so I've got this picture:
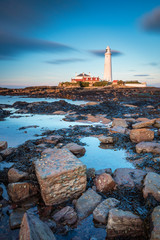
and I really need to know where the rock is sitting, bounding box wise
[87,114,111,124]
[53,110,66,115]
[95,168,112,175]
[52,206,77,225]
[93,198,120,224]
[0,155,3,161]
[0,148,14,158]
[158,129,160,136]
[65,142,86,156]
[0,186,3,198]
[75,189,102,219]
[143,172,160,201]
[154,120,160,129]
[9,208,25,229]
[98,136,114,144]
[34,148,86,205]
[113,168,146,189]
[136,142,160,154]
[87,168,95,179]
[8,168,28,183]
[112,119,128,128]
[8,182,38,202]
[151,206,160,240]
[19,212,56,240]
[132,119,155,129]
[0,141,7,151]
[44,135,63,144]
[95,173,116,192]
[107,208,144,238]
[130,128,154,143]
[110,126,129,135]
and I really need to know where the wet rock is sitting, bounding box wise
[154,120,160,129]
[87,168,95,179]
[112,118,128,128]
[95,173,116,192]
[9,208,25,229]
[0,148,14,158]
[0,186,3,198]
[110,126,129,135]
[98,136,114,144]
[87,114,111,124]
[95,168,112,175]
[136,142,160,154]
[143,172,160,201]
[107,208,144,238]
[113,168,146,189]
[53,110,66,115]
[19,212,56,240]
[151,206,160,240]
[130,128,154,143]
[34,148,86,205]
[65,142,86,156]
[8,182,38,202]
[0,155,3,161]
[158,129,160,136]
[8,168,28,183]
[93,198,120,224]
[44,219,57,232]
[75,188,102,219]
[0,141,7,151]
[132,119,155,129]
[52,206,77,225]
[44,134,63,144]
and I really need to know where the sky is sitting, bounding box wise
[0,0,160,87]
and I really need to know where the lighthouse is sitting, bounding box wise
[104,46,112,82]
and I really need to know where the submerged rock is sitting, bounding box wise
[19,212,56,240]
[65,142,86,156]
[130,128,154,143]
[136,142,160,154]
[52,206,77,225]
[8,168,28,183]
[107,208,144,238]
[93,198,120,224]
[75,189,102,219]
[34,148,86,205]
[98,136,114,144]
[151,206,160,240]
[95,173,116,192]
[143,172,160,202]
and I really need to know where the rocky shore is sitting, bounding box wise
[0,87,160,240]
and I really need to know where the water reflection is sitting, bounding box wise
[80,137,134,171]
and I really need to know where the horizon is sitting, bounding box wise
[0,0,160,87]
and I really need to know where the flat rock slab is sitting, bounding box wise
[98,136,114,144]
[112,119,128,128]
[151,206,160,240]
[143,172,160,202]
[9,208,25,229]
[35,148,86,205]
[0,141,7,151]
[130,128,154,143]
[132,119,155,129]
[136,142,160,154]
[19,212,56,240]
[107,208,144,238]
[8,182,38,202]
[52,206,77,225]
[93,198,120,224]
[75,189,102,220]
[8,168,28,183]
[65,143,86,156]
[113,168,146,189]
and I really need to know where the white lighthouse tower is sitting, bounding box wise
[104,46,112,82]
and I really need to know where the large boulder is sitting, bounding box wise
[112,119,128,128]
[130,128,154,143]
[52,206,77,225]
[8,168,28,183]
[34,148,86,205]
[95,173,116,192]
[136,142,160,154]
[93,198,120,224]
[113,168,146,189]
[65,143,86,156]
[151,206,160,240]
[107,208,144,238]
[0,141,7,151]
[8,182,38,202]
[132,119,155,129]
[19,212,56,240]
[98,136,114,144]
[143,172,160,202]
[75,189,102,219]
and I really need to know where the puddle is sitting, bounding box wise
[80,137,134,171]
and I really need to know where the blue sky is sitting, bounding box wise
[0,0,160,87]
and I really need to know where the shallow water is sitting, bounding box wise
[80,137,134,171]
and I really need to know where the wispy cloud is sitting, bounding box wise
[89,49,123,57]
[148,62,158,66]
[134,74,150,77]
[0,32,75,60]
[140,7,160,32]
[46,58,86,65]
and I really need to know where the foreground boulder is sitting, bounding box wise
[143,172,160,201]
[8,168,28,183]
[151,206,160,240]
[130,128,154,143]
[93,198,120,224]
[136,142,160,154]
[19,212,56,240]
[113,168,146,189]
[65,142,86,156]
[0,141,7,151]
[98,136,114,144]
[107,208,144,238]
[132,119,155,129]
[95,173,116,192]
[8,182,38,202]
[34,148,86,205]
[52,206,77,225]
[75,189,102,219]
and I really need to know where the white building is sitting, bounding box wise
[104,46,112,82]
